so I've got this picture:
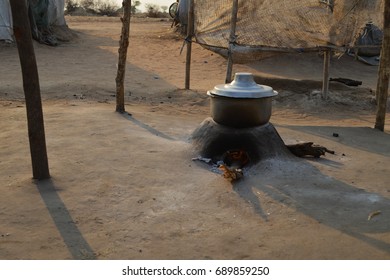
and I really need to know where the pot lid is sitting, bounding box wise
[208,73,277,98]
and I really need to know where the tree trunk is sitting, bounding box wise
[115,0,132,113]
[10,0,50,180]
[375,0,390,131]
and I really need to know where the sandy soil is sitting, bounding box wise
[1,16,390,260]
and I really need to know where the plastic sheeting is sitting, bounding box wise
[0,0,12,41]
[48,0,65,26]
[0,0,65,41]
[178,0,188,26]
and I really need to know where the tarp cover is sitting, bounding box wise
[193,0,384,52]
[0,0,66,42]
[0,0,12,41]
[48,0,65,26]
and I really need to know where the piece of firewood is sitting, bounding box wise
[286,142,335,158]
[218,164,243,182]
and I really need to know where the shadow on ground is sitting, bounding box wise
[36,179,96,259]
[232,152,390,255]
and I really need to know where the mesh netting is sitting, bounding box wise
[194,0,384,52]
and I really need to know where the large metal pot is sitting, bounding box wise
[207,73,278,128]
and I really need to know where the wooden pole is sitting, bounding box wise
[115,0,132,113]
[10,0,50,180]
[225,0,239,83]
[185,0,194,90]
[321,49,331,100]
[375,0,390,131]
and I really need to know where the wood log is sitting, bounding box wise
[286,142,335,158]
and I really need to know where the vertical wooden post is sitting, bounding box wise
[225,0,239,83]
[116,0,132,113]
[322,49,331,100]
[375,0,390,131]
[185,0,194,90]
[10,0,50,180]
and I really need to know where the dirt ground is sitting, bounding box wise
[1,16,390,260]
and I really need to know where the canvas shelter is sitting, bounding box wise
[176,0,384,61]
[0,0,66,44]
[178,0,386,97]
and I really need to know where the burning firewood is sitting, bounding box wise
[217,149,249,182]
[218,164,243,182]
